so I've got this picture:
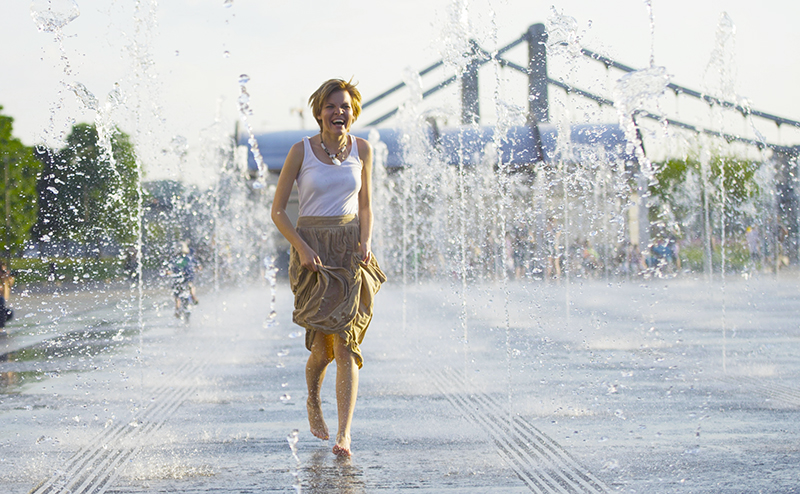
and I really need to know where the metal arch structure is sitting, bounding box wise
[362,23,800,155]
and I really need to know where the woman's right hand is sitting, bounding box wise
[298,245,321,272]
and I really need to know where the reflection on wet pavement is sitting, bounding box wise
[2,278,800,493]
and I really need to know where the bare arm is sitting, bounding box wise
[1,272,11,301]
[356,137,374,263]
[271,142,321,271]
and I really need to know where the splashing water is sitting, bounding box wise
[31,0,82,146]
[487,28,516,420]
[60,80,131,298]
[286,429,302,492]
[643,0,656,67]
[30,0,80,34]
[66,81,98,111]
[263,256,278,327]
[704,12,749,144]
[439,0,472,74]
[546,7,581,59]
[237,74,267,188]
[169,135,189,157]
[701,12,740,374]
[706,12,736,83]
[613,66,670,184]
[287,428,300,461]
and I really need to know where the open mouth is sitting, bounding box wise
[332,118,345,127]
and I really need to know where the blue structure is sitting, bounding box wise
[240,123,634,174]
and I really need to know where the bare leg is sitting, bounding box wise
[306,332,334,440]
[332,335,359,456]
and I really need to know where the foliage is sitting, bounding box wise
[0,106,42,257]
[649,156,764,239]
[678,240,752,273]
[32,123,138,256]
[142,179,188,268]
[140,179,218,273]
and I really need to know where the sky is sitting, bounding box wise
[1,0,799,186]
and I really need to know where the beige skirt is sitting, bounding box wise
[289,215,386,368]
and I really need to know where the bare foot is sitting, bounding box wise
[332,434,351,457]
[332,444,351,457]
[307,398,329,440]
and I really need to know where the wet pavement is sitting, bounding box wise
[2,273,800,493]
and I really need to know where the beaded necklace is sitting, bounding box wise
[319,135,348,166]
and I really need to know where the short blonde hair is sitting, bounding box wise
[308,78,362,131]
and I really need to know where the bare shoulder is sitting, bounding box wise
[354,136,372,157]
[279,140,306,179]
[288,140,305,158]
[286,140,305,164]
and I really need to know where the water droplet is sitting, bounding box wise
[170,135,188,155]
[30,0,80,33]
[602,459,619,470]
[286,429,300,463]
[66,82,98,110]
[279,393,291,403]
[546,7,580,57]
[107,83,123,107]
[223,50,230,58]
[238,74,250,85]
[223,0,234,7]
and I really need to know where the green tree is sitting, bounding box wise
[650,156,763,238]
[0,106,41,257]
[32,123,138,256]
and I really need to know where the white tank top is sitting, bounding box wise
[296,135,362,217]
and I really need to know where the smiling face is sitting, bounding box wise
[317,90,354,136]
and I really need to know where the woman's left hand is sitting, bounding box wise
[358,241,372,264]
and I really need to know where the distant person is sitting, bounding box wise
[0,260,15,332]
[124,247,138,280]
[648,237,676,273]
[271,78,386,457]
[580,239,602,276]
[745,226,761,267]
[171,242,199,314]
[668,234,681,271]
[545,217,562,280]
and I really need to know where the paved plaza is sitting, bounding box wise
[2,273,800,493]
